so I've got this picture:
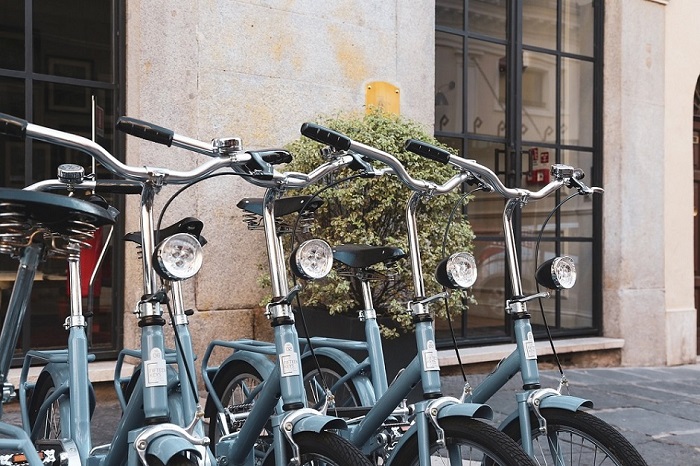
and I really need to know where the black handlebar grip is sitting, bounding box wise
[116,116,174,147]
[0,113,28,139]
[94,180,144,195]
[404,139,451,164]
[300,123,352,151]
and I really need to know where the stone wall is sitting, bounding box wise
[122,0,435,352]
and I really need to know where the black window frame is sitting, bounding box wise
[434,0,604,346]
[0,0,127,361]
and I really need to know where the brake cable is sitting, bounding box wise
[532,190,580,383]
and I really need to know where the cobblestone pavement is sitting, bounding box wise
[3,364,700,463]
[442,363,700,464]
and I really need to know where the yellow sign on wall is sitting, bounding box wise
[365,81,400,115]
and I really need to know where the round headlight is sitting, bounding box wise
[153,233,203,280]
[535,256,576,289]
[290,239,333,280]
[435,252,477,289]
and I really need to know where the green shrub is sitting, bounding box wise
[281,108,475,337]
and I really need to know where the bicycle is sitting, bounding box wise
[114,116,374,466]
[305,124,647,466]
[395,137,649,465]
[0,112,372,466]
[200,122,538,466]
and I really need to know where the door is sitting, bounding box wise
[694,119,700,353]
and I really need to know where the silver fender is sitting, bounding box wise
[291,411,348,435]
[302,347,376,405]
[497,393,593,432]
[142,432,202,465]
[437,401,493,421]
[387,401,492,465]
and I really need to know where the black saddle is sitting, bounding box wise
[124,217,207,246]
[332,244,406,269]
[0,188,117,234]
[237,195,324,217]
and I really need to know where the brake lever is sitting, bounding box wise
[570,177,604,196]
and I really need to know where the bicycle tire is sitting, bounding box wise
[262,430,372,466]
[301,355,361,409]
[27,374,64,441]
[501,407,648,466]
[206,360,267,455]
[147,455,198,466]
[390,416,537,466]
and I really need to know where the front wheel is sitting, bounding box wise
[262,431,372,466]
[301,355,361,409]
[147,455,198,466]
[501,408,648,466]
[390,417,537,466]
[27,374,65,440]
[206,360,267,456]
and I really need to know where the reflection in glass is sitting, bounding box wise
[436,31,464,133]
[563,0,594,57]
[523,0,557,50]
[521,51,556,144]
[559,150,595,238]
[436,0,464,30]
[0,1,24,71]
[33,0,112,81]
[435,136,464,156]
[524,241,593,330]
[562,58,593,147]
[468,39,506,137]
[468,0,506,40]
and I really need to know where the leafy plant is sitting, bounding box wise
[281,109,475,337]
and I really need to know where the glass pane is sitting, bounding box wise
[465,140,507,236]
[437,0,464,30]
[523,241,593,330]
[33,0,112,81]
[468,0,506,40]
[521,51,556,144]
[560,150,595,237]
[1,77,26,188]
[468,39,506,137]
[563,0,594,56]
[523,0,557,50]
[561,58,593,147]
[32,82,115,183]
[0,1,24,70]
[520,146,557,238]
[469,239,507,336]
[435,136,464,156]
[436,31,464,133]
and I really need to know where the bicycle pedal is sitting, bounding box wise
[0,448,58,466]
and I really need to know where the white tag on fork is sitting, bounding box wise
[524,331,537,359]
[422,340,440,371]
[144,348,168,387]
[279,342,300,377]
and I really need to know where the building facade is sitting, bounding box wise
[0,0,697,369]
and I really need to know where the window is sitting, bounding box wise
[0,0,125,359]
[435,0,602,345]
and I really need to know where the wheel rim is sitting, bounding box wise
[40,387,61,439]
[304,368,359,409]
[424,437,514,466]
[532,425,624,466]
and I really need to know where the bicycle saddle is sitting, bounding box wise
[332,244,406,269]
[237,195,324,217]
[124,217,207,246]
[0,188,118,234]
